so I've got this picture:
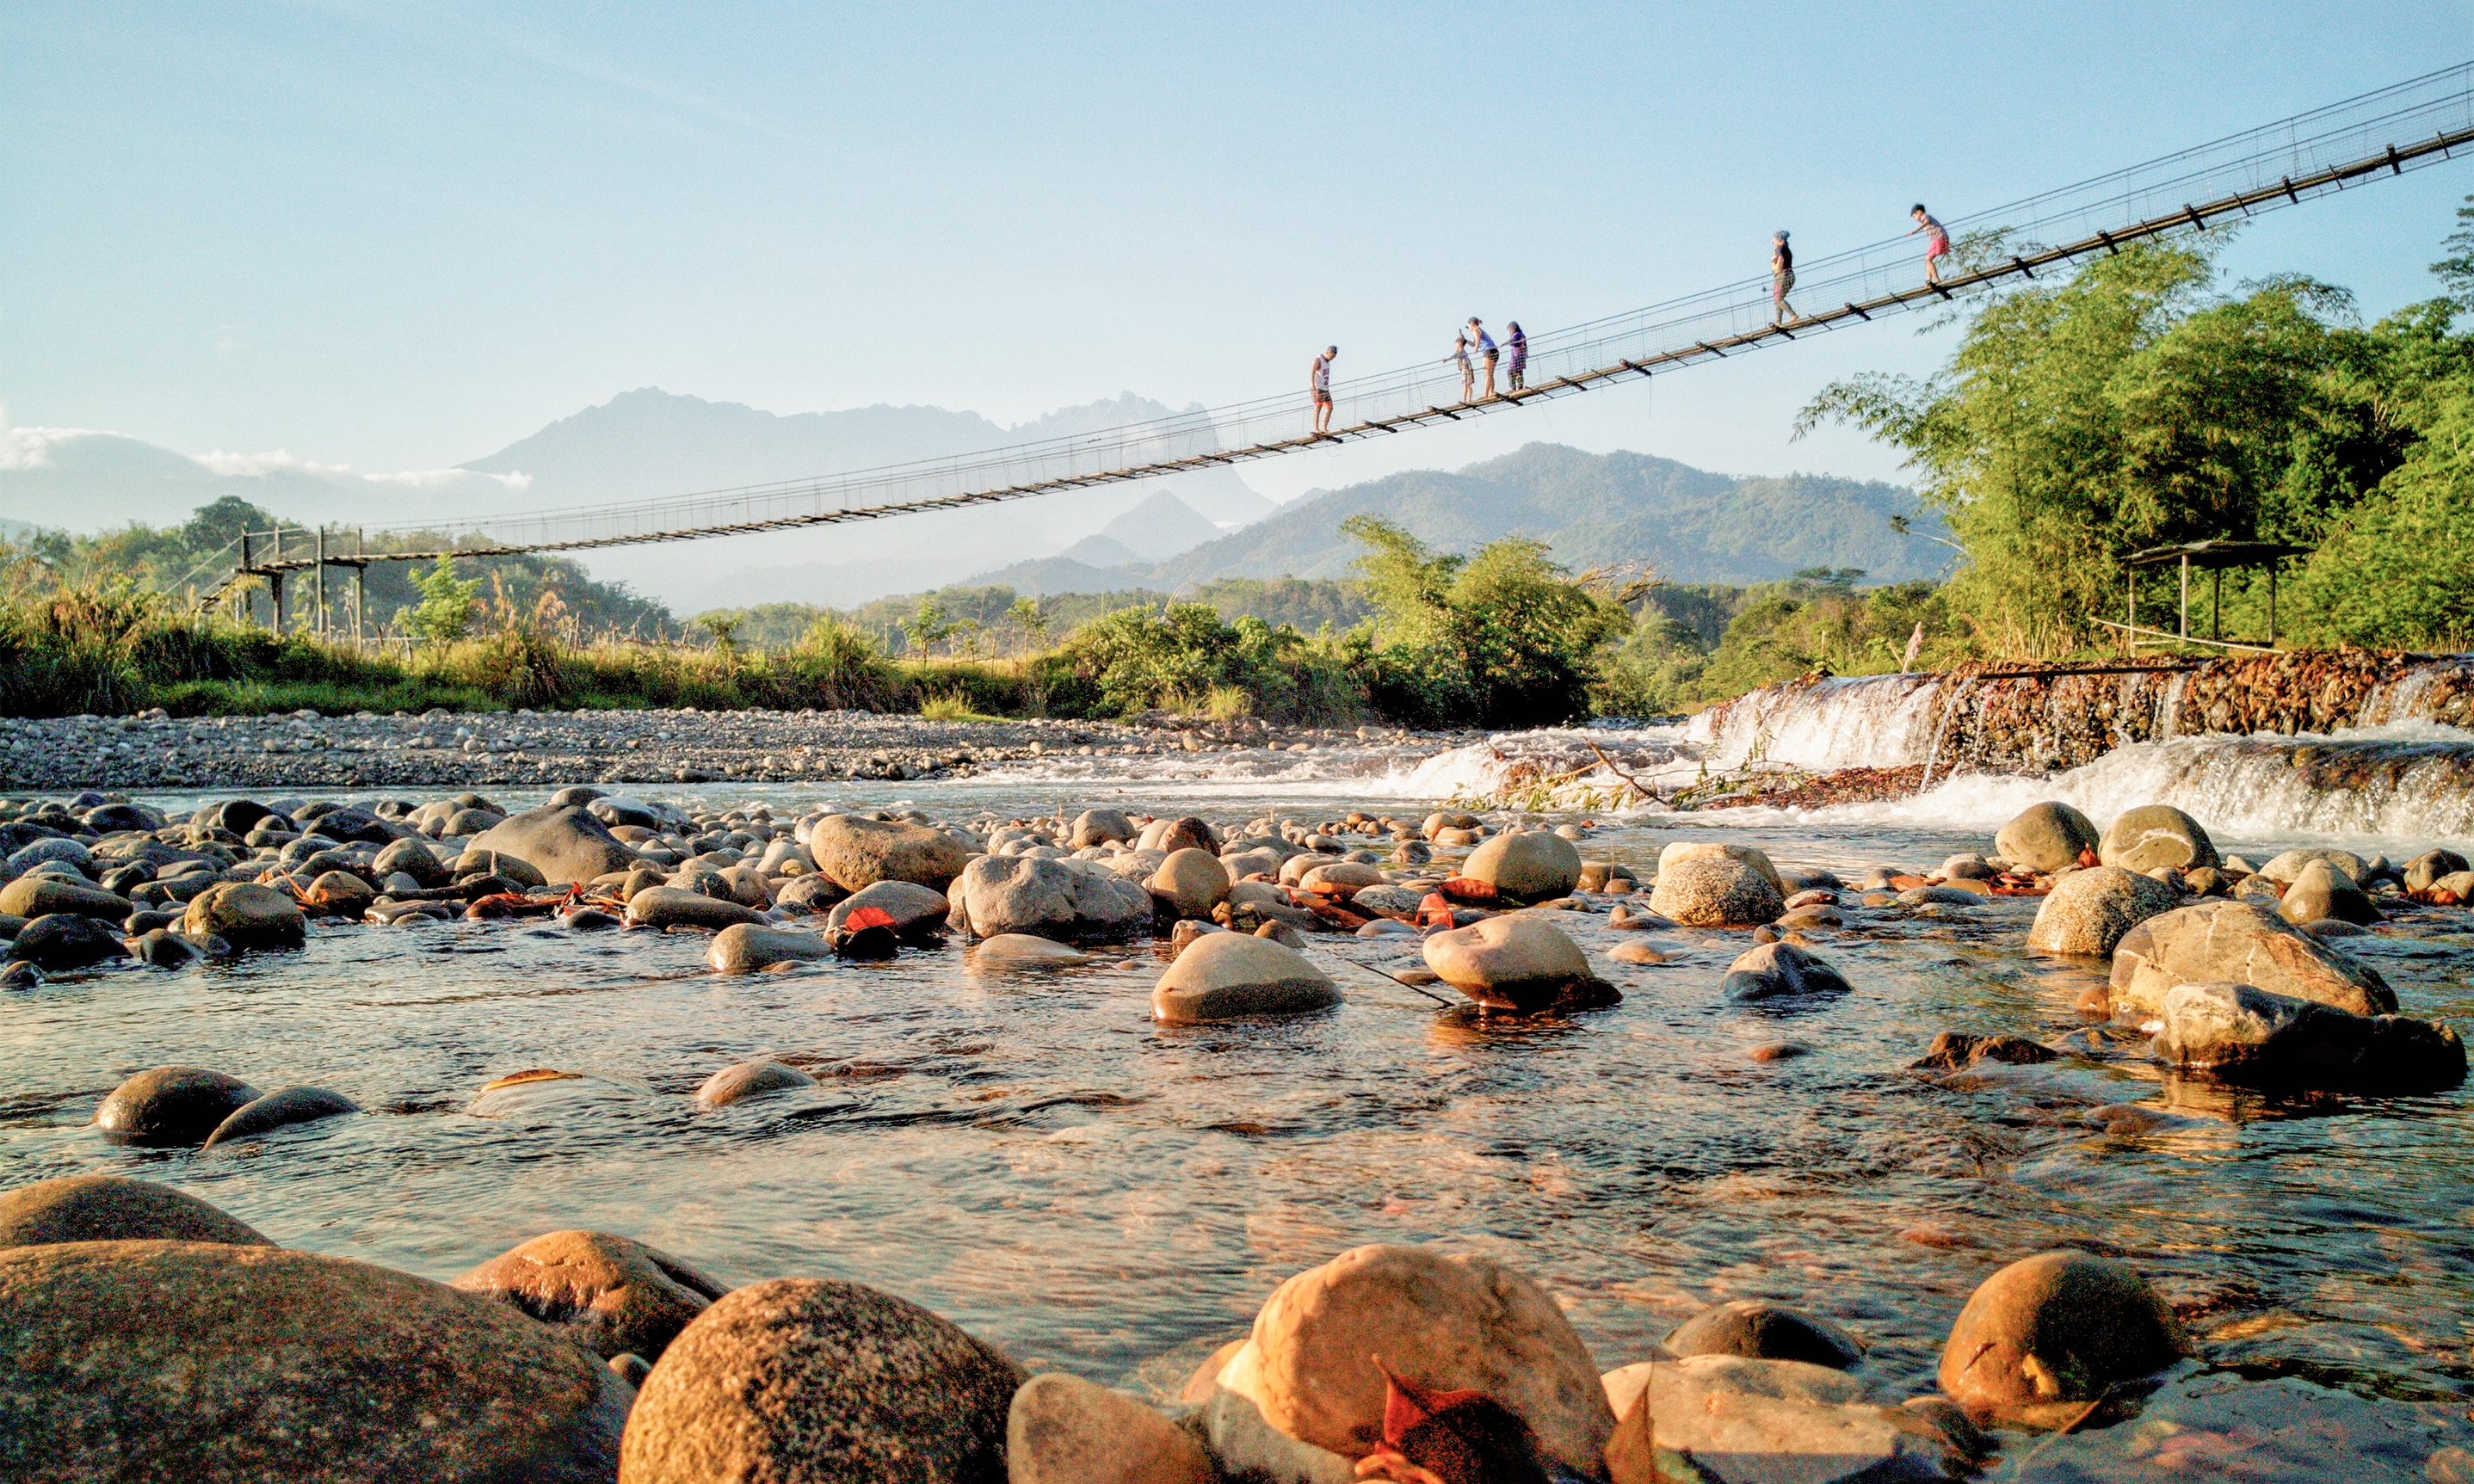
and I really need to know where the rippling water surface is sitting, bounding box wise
[8,748,2474,1482]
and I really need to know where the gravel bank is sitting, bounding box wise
[0,707,1458,792]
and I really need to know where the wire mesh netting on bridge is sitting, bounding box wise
[219,59,2474,580]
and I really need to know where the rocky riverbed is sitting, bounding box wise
[0,705,1459,793]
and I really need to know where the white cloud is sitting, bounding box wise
[366,467,534,491]
[0,403,114,471]
[189,448,358,478]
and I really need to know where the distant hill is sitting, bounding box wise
[962,444,1949,592]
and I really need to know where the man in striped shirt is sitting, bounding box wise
[1311,346,1337,435]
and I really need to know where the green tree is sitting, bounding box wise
[901,598,959,655]
[410,554,480,646]
[2434,192,2474,311]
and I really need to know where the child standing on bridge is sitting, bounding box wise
[1909,205,1951,286]
[1505,322,1527,391]
[1771,231,1797,325]
[1453,332,1474,403]
[1311,346,1337,435]
[1467,318,1500,398]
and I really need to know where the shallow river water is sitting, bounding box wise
[9,730,2474,1482]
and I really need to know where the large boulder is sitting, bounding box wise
[1720,941,1852,1002]
[619,1277,1024,1484]
[695,1060,817,1107]
[1151,933,1340,1024]
[2276,859,2378,927]
[2097,804,2218,873]
[1460,831,1583,902]
[0,1240,631,1482]
[1006,1373,1216,1484]
[1225,1244,1613,1475]
[1657,841,1786,895]
[0,876,130,922]
[470,805,639,886]
[96,1066,263,1148]
[2150,981,2465,1092]
[945,855,1152,943]
[626,886,764,933]
[1604,1355,1970,1484]
[202,1086,360,1148]
[1422,915,1613,1012]
[2110,900,2396,1019]
[0,1175,271,1248]
[6,913,127,971]
[1935,1250,2186,1414]
[182,882,306,951]
[1147,848,1231,920]
[1995,802,2101,873]
[2024,865,2182,956]
[808,815,972,895]
[1650,857,1784,927]
[452,1229,730,1361]
[824,881,951,942]
[706,923,836,973]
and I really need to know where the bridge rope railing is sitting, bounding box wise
[220,59,2474,586]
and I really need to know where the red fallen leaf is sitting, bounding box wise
[2076,847,2101,868]
[845,906,897,931]
[1888,874,1930,890]
[1439,877,1496,904]
[1418,894,1455,929]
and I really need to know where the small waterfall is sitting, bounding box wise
[2048,724,2474,840]
[1688,674,1948,770]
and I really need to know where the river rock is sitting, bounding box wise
[619,1277,1024,1484]
[2150,981,2466,1092]
[1348,883,1423,919]
[1604,1355,1967,1484]
[1721,941,1852,1002]
[1460,831,1583,902]
[201,1085,359,1148]
[1070,809,1135,848]
[1666,1301,1865,1370]
[305,870,375,917]
[1935,1250,2187,1413]
[1006,1373,1216,1484]
[826,880,951,942]
[588,795,667,831]
[1422,915,1610,1012]
[1226,1244,1613,1474]
[2405,848,2471,895]
[2258,847,2369,884]
[7,913,128,970]
[1296,859,1382,896]
[707,923,836,973]
[2276,859,2378,927]
[1994,801,2100,873]
[1912,1032,2055,1071]
[0,876,130,921]
[465,805,632,886]
[1650,857,1785,927]
[695,1059,818,1106]
[626,885,764,932]
[2097,804,2218,873]
[0,1174,272,1248]
[1658,841,1786,895]
[973,933,1091,967]
[808,814,972,894]
[1152,933,1340,1023]
[452,1228,730,1361]
[0,1239,632,1482]
[946,854,1152,942]
[1148,848,1232,918]
[2110,900,2396,1018]
[774,875,847,913]
[2025,865,2183,956]
[183,881,307,950]
[96,1066,263,1148]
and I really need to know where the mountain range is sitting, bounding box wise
[2,392,1947,609]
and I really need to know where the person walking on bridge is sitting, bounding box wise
[1452,332,1474,403]
[1468,318,1499,399]
[1505,321,1527,391]
[1770,231,1798,325]
[1311,346,1337,435]
[1909,205,1951,286]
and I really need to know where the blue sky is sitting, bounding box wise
[3,2,2471,500]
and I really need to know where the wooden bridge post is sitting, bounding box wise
[315,526,328,639]
[270,527,287,635]
[2178,554,2189,640]
[354,529,367,650]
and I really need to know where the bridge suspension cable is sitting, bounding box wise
[225,58,2474,588]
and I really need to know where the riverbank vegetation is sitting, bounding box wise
[10,198,2469,725]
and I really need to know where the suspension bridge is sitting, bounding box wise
[199,60,2474,636]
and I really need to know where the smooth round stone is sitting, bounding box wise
[1665,1300,1866,1370]
[706,923,835,974]
[1295,859,1382,896]
[824,880,950,941]
[1650,857,1784,927]
[201,1086,360,1148]
[1008,1373,1215,1484]
[2098,804,2219,874]
[1151,933,1340,1024]
[0,876,132,922]
[565,907,621,931]
[96,1067,263,1148]
[1607,939,1669,965]
[183,881,307,950]
[1422,915,1595,1011]
[1149,848,1233,918]
[452,1228,729,1361]
[0,1174,272,1248]
[1721,942,1853,1001]
[1995,801,2101,873]
[627,886,763,932]
[694,1059,817,1107]
[2026,865,2182,956]
[619,1278,1023,1484]
[973,933,1091,967]
[7,913,129,971]
[1936,1250,2187,1414]
[1460,830,1583,901]
[0,1240,631,1481]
